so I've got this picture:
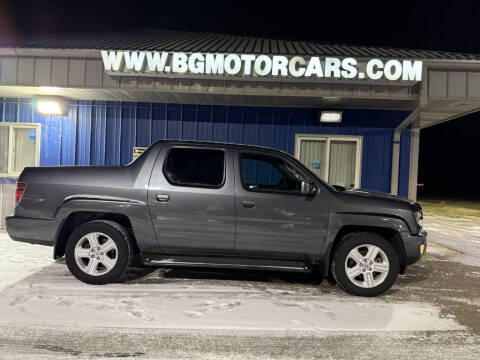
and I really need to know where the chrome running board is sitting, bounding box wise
[142,257,311,273]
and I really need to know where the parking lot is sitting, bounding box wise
[0,216,479,359]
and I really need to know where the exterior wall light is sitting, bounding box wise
[320,111,342,123]
[35,98,67,116]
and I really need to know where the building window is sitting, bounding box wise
[240,152,306,194]
[132,147,147,161]
[0,123,41,177]
[163,147,225,188]
[295,134,363,188]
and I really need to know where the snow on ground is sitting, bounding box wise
[424,215,480,266]
[0,261,461,332]
[0,232,53,290]
[1,220,480,359]
[0,232,463,333]
[424,215,480,239]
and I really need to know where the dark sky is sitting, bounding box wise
[0,0,479,197]
[419,114,480,199]
[2,0,480,54]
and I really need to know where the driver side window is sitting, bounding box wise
[240,152,305,194]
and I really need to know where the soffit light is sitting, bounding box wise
[37,101,62,115]
[320,111,342,123]
[35,98,67,116]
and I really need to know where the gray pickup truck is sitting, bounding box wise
[6,140,426,296]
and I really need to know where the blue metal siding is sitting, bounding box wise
[76,102,92,165]
[61,107,77,166]
[121,103,136,165]
[182,105,197,141]
[0,98,412,196]
[152,103,166,142]
[4,101,18,123]
[105,104,121,165]
[136,103,152,147]
[90,103,106,165]
[18,102,32,123]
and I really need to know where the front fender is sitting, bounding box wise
[318,212,411,276]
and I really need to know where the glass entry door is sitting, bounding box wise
[328,140,358,188]
[295,135,362,188]
[298,139,328,181]
[0,126,9,173]
[0,123,40,176]
[12,127,37,172]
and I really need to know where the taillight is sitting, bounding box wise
[15,183,25,206]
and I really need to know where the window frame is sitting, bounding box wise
[239,150,312,196]
[162,145,227,189]
[0,122,41,177]
[294,134,363,188]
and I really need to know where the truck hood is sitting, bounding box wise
[338,188,421,211]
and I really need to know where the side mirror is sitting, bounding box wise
[301,181,317,196]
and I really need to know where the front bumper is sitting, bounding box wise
[403,230,427,265]
[5,215,57,246]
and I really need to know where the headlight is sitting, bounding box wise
[414,211,423,229]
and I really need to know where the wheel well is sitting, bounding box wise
[54,212,139,259]
[329,225,407,275]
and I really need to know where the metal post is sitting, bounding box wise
[390,108,421,195]
[390,140,401,195]
[391,68,427,196]
[408,118,421,200]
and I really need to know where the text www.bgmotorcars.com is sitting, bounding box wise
[102,50,423,81]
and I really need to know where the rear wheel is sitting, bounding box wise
[331,232,399,297]
[65,220,132,285]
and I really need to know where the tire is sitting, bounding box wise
[65,220,133,285]
[331,232,399,297]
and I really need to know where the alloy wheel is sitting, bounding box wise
[74,232,118,276]
[344,244,390,288]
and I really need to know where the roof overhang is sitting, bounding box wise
[0,46,480,128]
[0,85,418,111]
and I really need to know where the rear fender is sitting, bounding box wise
[53,197,158,258]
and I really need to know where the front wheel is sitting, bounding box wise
[331,232,399,297]
[65,220,133,285]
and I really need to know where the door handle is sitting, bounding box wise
[242,200,255,208]
[156,194,170,202]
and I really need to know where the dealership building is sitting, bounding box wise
[1,29,480,227]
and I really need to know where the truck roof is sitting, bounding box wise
[152,140,290,156]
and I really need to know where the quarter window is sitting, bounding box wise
[240,153,306,193]
[163,148,225,187]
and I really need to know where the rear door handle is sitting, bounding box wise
[156,194,170,202]
[242,200,255,208]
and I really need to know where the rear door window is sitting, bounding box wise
[163,147,225,188]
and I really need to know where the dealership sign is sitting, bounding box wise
[101,50,423,82]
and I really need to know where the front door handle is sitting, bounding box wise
[242,200,255,208]
[156,194,170,202]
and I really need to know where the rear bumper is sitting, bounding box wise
[403,230,427,265]
[5,215,57,246]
